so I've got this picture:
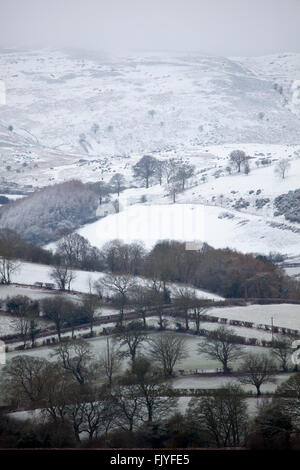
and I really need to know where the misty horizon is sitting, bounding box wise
[0,0,299,57]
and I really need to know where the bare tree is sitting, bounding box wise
[175,163,195,190]
[12,316,30,348]
[274,158,291,179]
[167,178,182,203]
[198,326,242,373]
[229,150,247,173]
[100,273,136,325]
[144,242,175,298]
[191,301,209,335]
[52,339,95,386]
[91,180,111,205]
[275,373,300,427]
[133,155,158,188]
[2,356,52,407]
[110,383,144,432]
[78,392,115,442]
[162,158,180,184]
[56,232,90,268]
[186,384,248,447]
[238,353,276,396]
[250,399,293,449]
[41,297,71,341]
[123,357,178,422]
[272,336,293,372]
[81,293,99,336]
[39,372,84,442]
[114,321,148,366]
[154,160,165,185]
[10,296,40,347]
[29,318,40,348]
[0,257,20,284]
[62,387,115,443]
[148,333,188,377]
[99,337,123,387]
[100,239,146,275]
[50,265,76,291]
[6,295,39,317]
[110,173,125,196]
[63,301,83,339]
[39,365,75,424]
[173,287,196,330]
[149,289,168,330]
[128,285,153,327]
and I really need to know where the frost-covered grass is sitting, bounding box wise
[171,373,293,393]
[145,316,274,342]
[0,285,69,301]
[0,314,21,336]
[0,312,50,337]
[5,332,271,372]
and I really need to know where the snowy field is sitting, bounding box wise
[5,332,272,373]
[1,330,293,419]
[0,284,72,301]
[1,311,276,352]
[11,261,101,294]
[172,374,293,393]
[69,153,300,256]
[145,316,274,342]
[9,261,222,301]
[207,304,300,331]
[76,201,300,255]
[0,312,50,337]
[177,396,285,418]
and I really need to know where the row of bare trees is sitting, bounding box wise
[228,150,292,180]
[3,329,299,448]
[42,237,300,301]
[1,334,184,443]
[3,231,296,303]
[198,325,300,395]
[2,309,300,449]
[132,155,196,202]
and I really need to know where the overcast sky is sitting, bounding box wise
[0,0,299,56]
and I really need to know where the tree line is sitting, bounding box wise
[1,331,300,449]
[2,229,299,302]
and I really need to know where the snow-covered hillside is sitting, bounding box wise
[76,202,300,256]
[1,49,300,189]
[1,48,300,258]
[70,148,300,256]
[7,261,222,301]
